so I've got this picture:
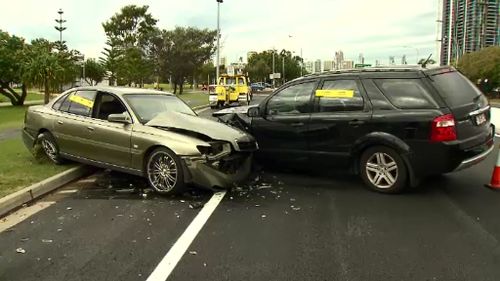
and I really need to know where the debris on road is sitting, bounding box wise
[261,214,267,218]
[16,248,26,254]
[41,239,53,243]
[189,250,198,255]
[66,207,72,211]
[189,202,204,209]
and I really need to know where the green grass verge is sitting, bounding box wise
[0,138,71,198]
[0,91,45,103]
[178,91,208,108]
[0,105,29,131]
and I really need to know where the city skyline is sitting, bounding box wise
[0,0,438,66]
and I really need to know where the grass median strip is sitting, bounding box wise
[0,139,72,198]
[0,106,28,131]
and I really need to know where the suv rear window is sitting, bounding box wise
[429,71,482,107]
[374,79,438,109]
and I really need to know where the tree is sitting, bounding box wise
[99,40,121,85]
[0,30,28,105]
[156,27,217,94]
[23,39,80,104]
[84,58,106,85]
[458,46,500,89]
[102,5,158,86]
[245,49,302,84]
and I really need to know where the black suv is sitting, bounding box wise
[216,67,494,193]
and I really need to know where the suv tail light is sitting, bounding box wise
[430,114,457,142]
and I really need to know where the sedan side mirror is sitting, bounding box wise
[108,113,131,124]
[247,106,261,118]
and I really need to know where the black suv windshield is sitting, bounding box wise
[125,94,195,124]
[430,71,483,107]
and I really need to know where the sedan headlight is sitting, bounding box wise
[197,141,232,160]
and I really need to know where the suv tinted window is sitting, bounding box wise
[317,79,364,112]
[267,81,316,115]
[374,79,438,109]
[64,91,96,117]
[430,71,483,107]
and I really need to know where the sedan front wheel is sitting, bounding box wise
[146,147,185,194]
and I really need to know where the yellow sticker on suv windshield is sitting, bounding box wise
[315,89,354,98]
[69,95,94,108]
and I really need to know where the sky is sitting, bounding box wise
[0,0,441,65]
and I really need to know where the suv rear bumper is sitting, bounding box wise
[453,143,494,172]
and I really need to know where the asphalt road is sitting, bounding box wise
[2,93,500,281]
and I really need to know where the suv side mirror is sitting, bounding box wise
[247,106,261,117]
[108,113,131,124]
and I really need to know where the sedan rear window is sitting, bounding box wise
[125,94,195,124]
[429,71,483,108]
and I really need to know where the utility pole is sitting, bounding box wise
[300,48,303,76]
[282,56,285,84]
[54,9,67,50]
[216,0,223,84]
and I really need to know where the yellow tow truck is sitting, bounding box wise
[209,74,252,109]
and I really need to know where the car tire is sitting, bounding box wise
[359,146,408,194]
[37,132,65,165]
[145,147,185,195]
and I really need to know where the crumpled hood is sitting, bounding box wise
[145,111,253,146]
[212,105,256,117]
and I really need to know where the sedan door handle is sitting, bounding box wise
[87,126,95,131]
[57,120,64,125]
[291,122,304,127]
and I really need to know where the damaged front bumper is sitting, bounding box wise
[180,153,253,189]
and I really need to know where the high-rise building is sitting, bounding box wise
[314,59,322,73]
[220,56,227,67]
[389,56,395,65]
[323,60,334,71]
[358,53,365,64]
[342,60,354,69]
[440,0,500,66]
[401,55,408,65]
[304,61,314,74]
[335,50,344,70]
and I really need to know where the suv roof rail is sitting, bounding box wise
[301,65,428,78]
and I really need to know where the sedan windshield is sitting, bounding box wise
[125,94,196,124]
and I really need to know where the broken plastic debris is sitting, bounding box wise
[255,204,261,207]
[146,237,151,240]
[16,248,26,254]
[42,239,53,243]
[257,184,272,190]
[20,238,29,242]
[290,198,296,202]
[189,202,204,209]
[292,207,301,211]
[261,214,267,218]
[189,250,198,255]
[141,193,148,199]
[66,207,72,210]
[203,262,207,267]
[57,228,62,232]
[180,200,186,203]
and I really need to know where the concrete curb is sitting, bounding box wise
[0,165,94,218]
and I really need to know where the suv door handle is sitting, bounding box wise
[57,120,64,125]
[87,126,95,131]
[348,120,365,126]
[291,122,304,127]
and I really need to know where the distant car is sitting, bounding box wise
[215,66,494,193]
[251,82,272,92]
[23,86,258,195]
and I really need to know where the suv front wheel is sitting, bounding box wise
[360,146,408,193]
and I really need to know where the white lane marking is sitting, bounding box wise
[195,107,210,115]
[146,191,226,281]
[57,189,79,194]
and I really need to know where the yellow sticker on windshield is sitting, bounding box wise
[69,95,94,108]
[315,89,354,98]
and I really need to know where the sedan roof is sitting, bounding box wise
[70,86,173,97]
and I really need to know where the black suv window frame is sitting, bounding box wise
[264,79,319,116]
[373,78,439,110]
[312,77,368,113]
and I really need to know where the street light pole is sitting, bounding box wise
[282,56,285,83]
[216,0,223,84]
[272,50,275,88]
